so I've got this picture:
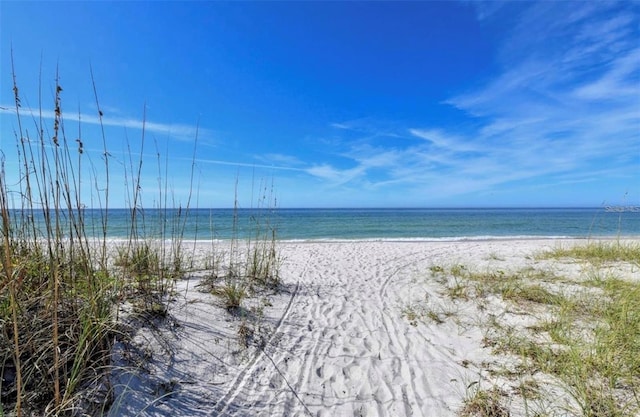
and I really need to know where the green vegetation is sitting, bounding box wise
[0,70,118,416]
[422,244,640,416]
[460,386,510,417]
[540,240,640,265]
[218,280,247,312]
[0,67,280,416]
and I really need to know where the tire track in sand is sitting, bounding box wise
[208,251,311,416]
[215,242,476,416]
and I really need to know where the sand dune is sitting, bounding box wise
[107,239,638,416]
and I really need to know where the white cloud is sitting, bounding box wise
[572,48,640,100]
[171,2,637,206]
[306,3,639,202]
[440,3,639,180]
[255,153,305,167]
[305,163,365,185]
[193,157,304,172]
[0,105,211,142]
[409,129,482,153]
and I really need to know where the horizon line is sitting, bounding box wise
[8,206,631,211]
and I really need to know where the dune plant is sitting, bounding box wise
[460,386,510,417]
[220,280,247,312]
[245,177,280,288]
[0,60,200,416]
[444,244,640,417]
[1,59,283,414]
[540,240,640,265]
[206,177,281,315]
[0,63,116,415]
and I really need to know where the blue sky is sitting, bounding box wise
[1,1,638,208]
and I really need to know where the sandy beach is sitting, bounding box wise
[107,238,639,416]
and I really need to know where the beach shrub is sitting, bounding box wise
[219,280,247,312]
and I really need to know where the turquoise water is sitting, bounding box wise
[10,207,640,240]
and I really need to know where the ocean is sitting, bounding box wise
[9,207,640,241]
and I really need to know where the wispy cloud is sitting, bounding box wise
[0,105,210,142]
[254,153,306,167]
[192,157,305,172]
[573,48,640,100]
[303,3,639,202]
[305,163,364,185]
[409,129,482,154]
[449,3,639,169]
[330,118,406,140]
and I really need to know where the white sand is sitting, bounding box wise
[106,238,639,416]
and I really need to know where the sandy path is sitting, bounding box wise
[210,242,495,417]
[109,238,618,416]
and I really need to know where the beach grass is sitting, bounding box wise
[0,66,281,416]
[539,240,640,265]
[422,244,640,416]
[460,386,510,417]
[0,67,118,415]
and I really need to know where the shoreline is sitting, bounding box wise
[11,206,640,243]
[273,235,640,243]
[87,234,640,244]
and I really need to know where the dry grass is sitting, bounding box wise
[460,386,510,417]
[540,240,640,265]
[424,243,640,416]
[1,64,280,416]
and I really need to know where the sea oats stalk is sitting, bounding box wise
[1,61,281,415]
